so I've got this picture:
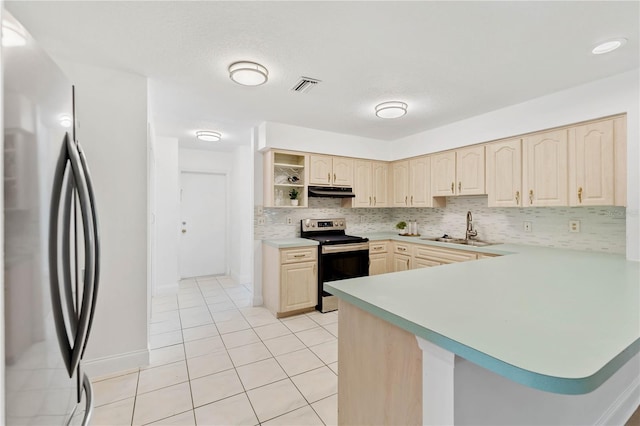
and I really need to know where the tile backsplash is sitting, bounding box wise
[255,196,626,254]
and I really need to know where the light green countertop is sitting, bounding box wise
[262,238,319,248]
[325,243,640,395]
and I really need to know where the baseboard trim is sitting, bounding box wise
[596,375,640,425]
[82,348,149,379]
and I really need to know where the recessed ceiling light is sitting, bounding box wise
[592,38,627,55]
[1,21,26,47]
[375,101,408,119]
[59,114,72,128]
[228,61,268,86]
[196,131,222,142]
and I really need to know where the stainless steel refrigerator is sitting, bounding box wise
[3,10,100,425]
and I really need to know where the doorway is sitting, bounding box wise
[179,171,227,278]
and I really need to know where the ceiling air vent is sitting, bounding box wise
[291,77,321,93]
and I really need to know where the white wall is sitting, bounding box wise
[153,137,180,295]
[392,70,640,260]
[229,143,253,286]
[57,60,149,375]
[258,121,391,160]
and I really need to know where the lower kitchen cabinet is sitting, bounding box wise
[393,254,411,272]
[263,245,318,318]
[369,241,391,275]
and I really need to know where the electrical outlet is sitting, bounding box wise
[286,216,293,225]
[569,220,580,233]
[257,217,265,225]
[523,221,532,232]
[257,205,264,215]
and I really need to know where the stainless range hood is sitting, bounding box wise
[308,186,356,198]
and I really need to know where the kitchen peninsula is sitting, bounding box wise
[326,240,640,425]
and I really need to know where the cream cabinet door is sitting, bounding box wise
[353,160,373,207]
[409,156,431,207]
[391,161,410,207]
[456,145,485,195]
[393,254,411,272]
[332,157,354,187]
[523,129,568,206]
[569,120,614,206]
[372,161,389,207]
[309,154,333,186]
[431,151,456,197]
[280,261,317,312]
[413,258,440,269]
[369,253,388,276]
[486,139,522,207]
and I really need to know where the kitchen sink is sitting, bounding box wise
[420,237,497,247]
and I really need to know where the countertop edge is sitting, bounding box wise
[325,283,640,395]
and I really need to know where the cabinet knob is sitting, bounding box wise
[405,196,408,205]
[578,187,583,203]
[515,191,520,204]
[327,172,331,182]
[410,195,413,205]
[369,196,372,205]
[374,196,376,206]
[529,189,534,204]
[458,182,461,192]
[333,173,337,182]
[451,182,455,193]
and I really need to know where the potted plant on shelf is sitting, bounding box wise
[289,188,299,206]
[396,221,407,235]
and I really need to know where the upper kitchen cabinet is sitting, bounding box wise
[309,154,354,187]
[568,116,626,207]
[486,139,522,207]
[348,160,388,208]
[263,149,309,208]
[432,146,485,197]
[523,129,568,207]
[391,156,440,208]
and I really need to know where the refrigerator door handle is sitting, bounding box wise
[66,136,96,375]
[49,133,74,376]
[61,171,78,336]
[77,142,100,357]
[80,373,94,426]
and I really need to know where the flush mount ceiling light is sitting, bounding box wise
[1,21,26,47]
[59,114,72,128]
[592,38,627,55]
[228,61,268,86]
[375,101,408,119]
[196,131,222,142]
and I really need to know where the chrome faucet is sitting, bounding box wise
[466,211,478,240]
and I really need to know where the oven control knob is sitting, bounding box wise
[311,223,315,227]
[304,219,311,228]
[339,221,344,226]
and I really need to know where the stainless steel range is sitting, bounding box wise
[301,218,369,313]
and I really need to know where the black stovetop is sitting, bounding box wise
[303,234,368,245]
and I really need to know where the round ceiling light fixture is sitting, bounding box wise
[196,130,222,142]
[228,61,269,86]
[591,38,627,55]
[375,101,408,119]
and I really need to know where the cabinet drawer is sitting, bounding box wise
[413,245,476,263]
[394,242,411,254]
[414,258,441,269]
[281,247,318,264]
[369,241,389,253]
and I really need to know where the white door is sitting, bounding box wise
[179,172,227,278]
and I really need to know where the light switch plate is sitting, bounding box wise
[286,216,293,225]
[523,221,532,232]
[569,220,580,233]
[257,217,265,225]
[257,205,264,215]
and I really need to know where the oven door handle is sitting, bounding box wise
[321,243,369,254]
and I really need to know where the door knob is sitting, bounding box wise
[182,229,187,233]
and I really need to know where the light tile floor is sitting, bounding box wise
[91,276,338,425]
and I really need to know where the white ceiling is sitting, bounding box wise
[7,1,639,151]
